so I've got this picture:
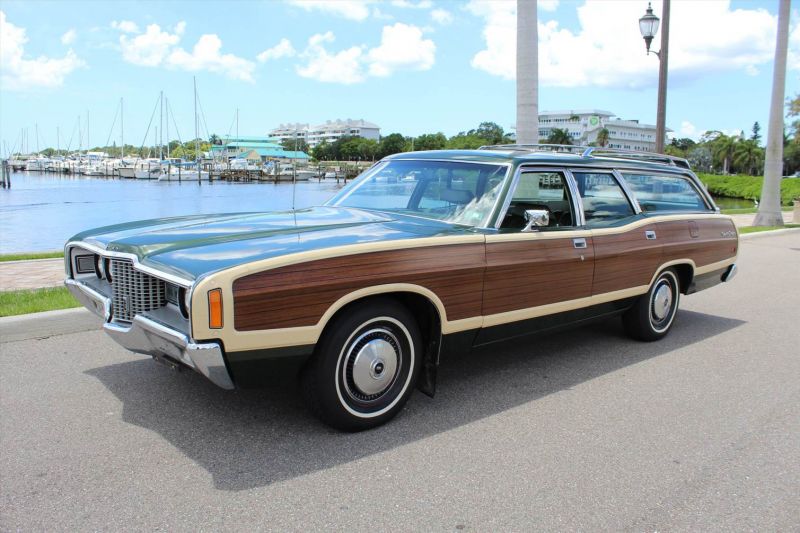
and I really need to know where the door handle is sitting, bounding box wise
[645,230,657,240]
[573,238,587,249]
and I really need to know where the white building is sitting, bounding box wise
[537,109,662,152]
[270,119,380,149]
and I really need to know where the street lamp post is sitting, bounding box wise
[639,1,670,154]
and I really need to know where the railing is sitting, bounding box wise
[479,143,691,169]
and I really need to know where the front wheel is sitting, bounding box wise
[623,268,681,342]
[301,299,422,431]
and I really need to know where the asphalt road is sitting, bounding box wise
[2,231,799,531]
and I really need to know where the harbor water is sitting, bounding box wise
[0,172,345,253]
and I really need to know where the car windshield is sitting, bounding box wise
[326,159,508,227]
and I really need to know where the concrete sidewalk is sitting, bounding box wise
[0,258,64,291]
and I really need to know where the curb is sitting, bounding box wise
[0,257,63,265]
[0,307,99,343]
[740,227,800,240]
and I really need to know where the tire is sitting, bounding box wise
[301,298,422,431]
[623,268,681,342]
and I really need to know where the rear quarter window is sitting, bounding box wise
[620,173,712,213]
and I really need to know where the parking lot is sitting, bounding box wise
[1,231,799,530]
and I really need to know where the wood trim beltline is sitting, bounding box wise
[233,244,486,331]
[189,214,737,352]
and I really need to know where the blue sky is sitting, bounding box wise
[1,0,798,154]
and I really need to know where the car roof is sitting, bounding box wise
[386,148,692,174]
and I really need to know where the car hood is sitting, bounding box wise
[69,206,478,281]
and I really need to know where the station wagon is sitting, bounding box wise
[65,146,739,430]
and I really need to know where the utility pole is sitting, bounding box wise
[516,0,539,145]
[754,0,790,227]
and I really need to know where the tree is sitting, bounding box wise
[281,137,309,154]
[733,139,764,176]
[754,0,789,227]
[595,128,610,148]
[750,122,762,144]
[209,133,221,145]
[688,146,713,172]
[470,122,507,145]
[446,134,487,150]
[312,141,332,161]
[413,133,447,151]
[377,133,407,158]
[516,0,538,144]
[546,128,572,145]
[710,134,737,174]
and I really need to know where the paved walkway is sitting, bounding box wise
[0,259,64,291]
[0,212,796,291]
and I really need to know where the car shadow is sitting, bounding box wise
[86,310,743,491]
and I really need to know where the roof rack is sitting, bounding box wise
[479,143,691,169]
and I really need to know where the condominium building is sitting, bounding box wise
[538,110,662,152]
[268,119,381,149]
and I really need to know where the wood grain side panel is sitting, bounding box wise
[482,237,594,315]
[657,218,738,268]
[592,224,663,295]
[233,244,485,331]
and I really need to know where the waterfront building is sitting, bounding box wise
[537,110,664,152]
[269,119,381,149]
[211,135,309,162]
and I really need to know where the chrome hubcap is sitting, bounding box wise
[345,329,400,400]
[652,282,673,321]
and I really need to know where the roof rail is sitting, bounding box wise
[479,143,691,169]
[581,147,691,169]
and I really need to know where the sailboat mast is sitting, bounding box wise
[167,98,169,159]
[194,77,199,172]
[158,91,164,159]
[86,110,89,152]
[120,98,124,159]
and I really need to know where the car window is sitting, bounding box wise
[500,171,575,231]
[572,172,636,227]
[620,173,712,213]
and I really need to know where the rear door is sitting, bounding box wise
[571,170,662,297]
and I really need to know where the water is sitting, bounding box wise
[711,196,757,210]
[0,172,345,252]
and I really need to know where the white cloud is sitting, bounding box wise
[0,11,85,90]
[119,23,181,66]
[110,20,139,33]
[391,0,432,9]
[295,23,435,84]
[286,0,374,21]
[296,32,365,83]
[680,120,697,138]
[257,38,296,62]
[539,0,559,12]
[60,28,77,45]
[366,23,435,76]
[431,9,453,25]
[467,0,797,89]
[113,21,255,81]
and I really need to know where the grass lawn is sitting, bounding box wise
[721,207,792,215]
[698,174,800,206]
[0,251,63,262]
[0,287,80,317]
[739,224,800,234]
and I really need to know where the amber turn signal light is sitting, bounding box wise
[208,289,223,329]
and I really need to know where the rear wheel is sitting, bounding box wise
[623,268,681,342]
[301,298,421,431]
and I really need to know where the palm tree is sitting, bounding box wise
[733,139,764,176]
[596,128,610,147]
[546,128,573,145]
[516,0,538,144]
[754,0,790,227]
[712,134,737,174]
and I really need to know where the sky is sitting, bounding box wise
[1,0,799,155]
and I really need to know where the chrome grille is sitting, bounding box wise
[110,259,166,322]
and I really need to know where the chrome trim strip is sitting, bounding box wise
[66,241,193,288]
[494,166,585,229]
[103,315,234,389]
[612,168,643,214]
[563,169,585,227]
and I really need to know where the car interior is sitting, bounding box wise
[500,172,575,230]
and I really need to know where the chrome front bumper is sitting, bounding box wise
[65,279,234,389]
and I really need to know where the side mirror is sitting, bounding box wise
[522,209,549,232]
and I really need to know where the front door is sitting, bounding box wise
[478,169,595,344]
